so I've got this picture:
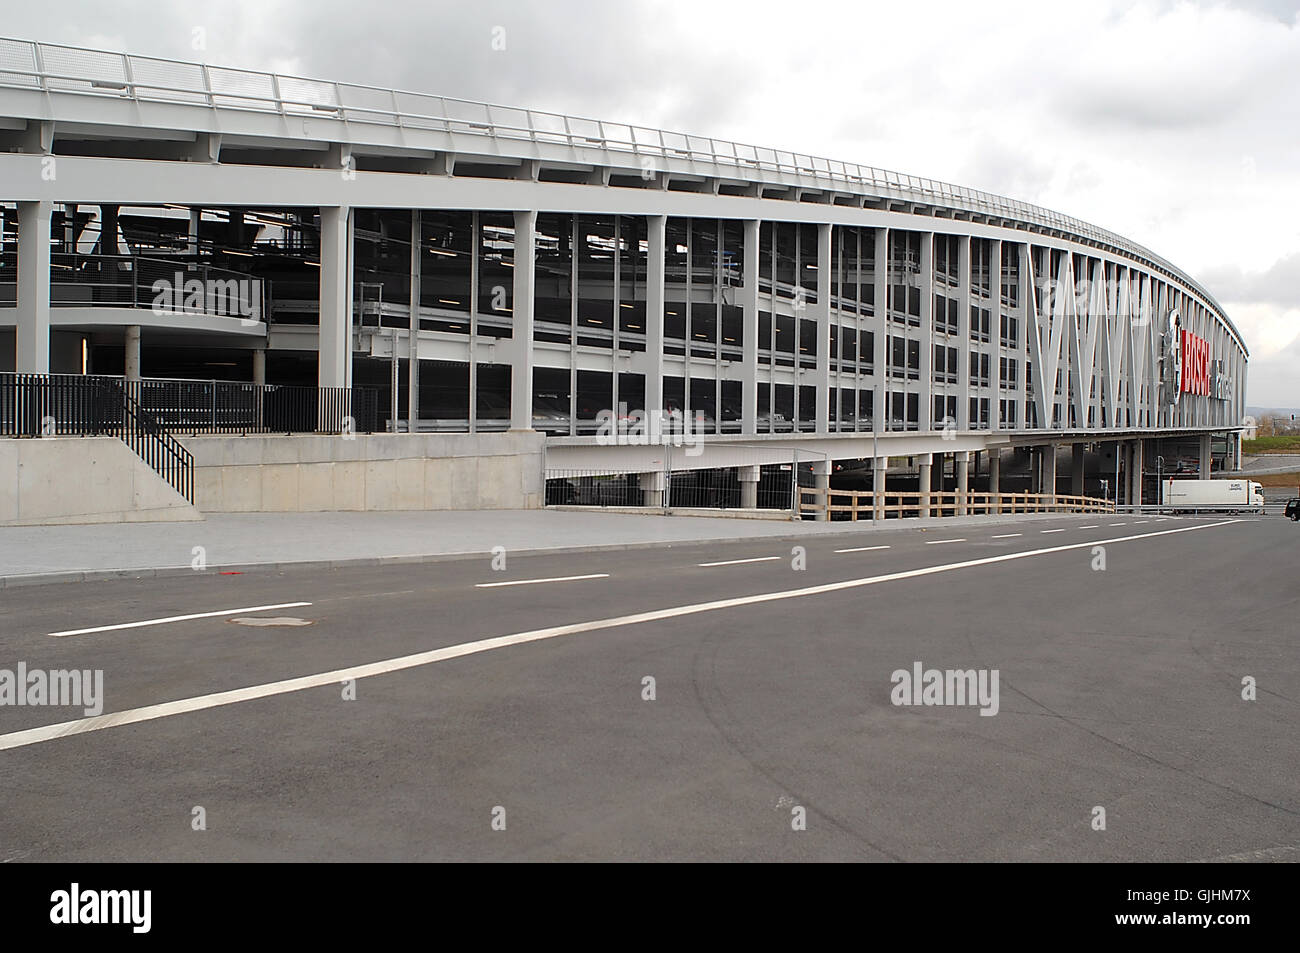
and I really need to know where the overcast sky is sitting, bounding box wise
[6,0,1298,407]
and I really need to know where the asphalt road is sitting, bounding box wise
[1,513,1296,862]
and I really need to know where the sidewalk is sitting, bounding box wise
[0,508,1101,586]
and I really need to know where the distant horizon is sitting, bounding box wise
[1246,405,1300,417]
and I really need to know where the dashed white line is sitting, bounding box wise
[1108,522,1128,526]
[834,545,892,554]
[925,538,966,545]
[1078,525,1099,529]
[697,556,781,567]
[0,520,1238,753]
[1131,520,1149,525]
[49,603,313,638]
[1040,528,1066,534]
[990,533,1022,539]
[475,573,609,588]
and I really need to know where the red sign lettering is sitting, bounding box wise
[1180,329,1210,395]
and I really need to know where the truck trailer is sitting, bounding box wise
[1161,478,1264,514]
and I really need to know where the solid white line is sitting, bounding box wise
[925,538,966,545]
[834,545,891,554]
[990,533,1022,539]
[49,603,313,638]
[475,573,609,588]
[0,520,1237,753]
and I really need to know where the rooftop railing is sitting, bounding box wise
[0,35,1236,345]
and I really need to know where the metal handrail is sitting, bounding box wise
[0,250,267,320]
[0,35,1240,349]
[104,377,195,504]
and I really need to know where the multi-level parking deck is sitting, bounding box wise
[0,37,1248,508]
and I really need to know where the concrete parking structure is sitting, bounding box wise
[0,37,1247,520]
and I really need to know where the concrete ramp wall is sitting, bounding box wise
[0,437,200,526]
[183,432,546,513]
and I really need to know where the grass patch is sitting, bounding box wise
[1255,471,1300,488]
[1242,436,1300,454]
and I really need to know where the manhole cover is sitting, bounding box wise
[228,616,313,627]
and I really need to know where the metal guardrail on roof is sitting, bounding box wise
[0,35,1240,349]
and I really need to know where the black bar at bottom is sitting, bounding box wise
[0,861,1286,941]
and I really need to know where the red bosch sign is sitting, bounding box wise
[1180,329,1210,396]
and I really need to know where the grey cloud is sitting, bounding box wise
[259,1,764,138]
[955,136,1059,204]
[1063,91,1246,132]
[1242,333,1300,406]
[1188,0,1300,24]
[1201,252,1300,307]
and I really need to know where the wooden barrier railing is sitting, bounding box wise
[796,488,1115,520]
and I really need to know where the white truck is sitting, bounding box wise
[1161,478,1265,514]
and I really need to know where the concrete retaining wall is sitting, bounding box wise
[0,437,200,525]
[183,431,546,512]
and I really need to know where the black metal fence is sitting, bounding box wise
[545,462,802,511]
[545,472,644,506]
[128,379,379,435]
[0,373,194,502]
[0,373,115,437]
[666,465,799,509]
[1,374,379,437]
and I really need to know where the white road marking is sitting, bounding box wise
[229,617,312,627]
[475,573,609,588]
[1078,525,1098,529]
[834,545,891,553]
[1040,529,1066,534]
[49,603,313,638]
[1108,522,1127,526]
[697,556,782,567]
[925,538,966,545]
[1131,520,1149,525]
[0,520,1238,753]
[990,533,1022,539]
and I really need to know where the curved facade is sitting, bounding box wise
[0,38,1247,497]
